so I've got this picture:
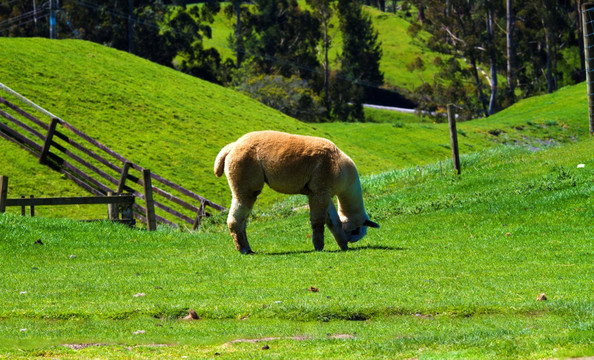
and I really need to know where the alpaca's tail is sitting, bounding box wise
[214,142,235,177]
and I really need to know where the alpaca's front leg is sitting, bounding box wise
[228,197,255,254]
[325,202,348,251]
[308,195,332,251]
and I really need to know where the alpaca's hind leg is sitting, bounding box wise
[308,194,333,251]
[227,196,256,254]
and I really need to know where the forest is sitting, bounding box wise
[0,0,587,121]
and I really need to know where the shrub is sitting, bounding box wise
[237,74,325,122]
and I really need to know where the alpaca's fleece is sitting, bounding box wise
[214,130,379,254]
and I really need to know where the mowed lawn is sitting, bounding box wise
[0,139,592,359]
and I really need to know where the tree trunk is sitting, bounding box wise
[486,7,497,115]
[506,0,516,102]
[418,3,425,24]
[323,18,330,111]
[470,56,489,117]
[545,26,554,93]
[578,0,586,82]
[235,0,243,68]
[128,0,135,54]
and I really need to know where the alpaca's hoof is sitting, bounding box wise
[240,248,255,255]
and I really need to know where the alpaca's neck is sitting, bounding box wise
[337,175,366,221]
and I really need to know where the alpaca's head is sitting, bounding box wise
[342,218,380,243]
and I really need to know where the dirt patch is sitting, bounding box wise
[62,343,107,350]
[327,334,355,339]
[224,333,355,346]
[225,336,310,345]
[62,343,173,350]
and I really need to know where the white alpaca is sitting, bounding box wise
[214,130,379,254]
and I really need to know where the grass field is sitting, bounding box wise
[1,138,592,359]
[1,36,593,358]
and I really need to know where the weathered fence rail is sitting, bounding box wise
[1,175,137,225]
[0,83,225,230]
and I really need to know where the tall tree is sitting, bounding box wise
[424,0,489,116]
[337,0,383,90]
[241,0,322,81]
[306,0,334,109]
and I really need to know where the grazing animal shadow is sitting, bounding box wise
[264,244,405,256]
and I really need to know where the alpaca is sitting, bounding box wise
[214,130,379,254]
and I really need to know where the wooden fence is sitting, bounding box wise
[0,85,225,230]
[1,175,137,225]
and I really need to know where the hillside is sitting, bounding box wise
[0,38,590,221]
[0,38,317,212]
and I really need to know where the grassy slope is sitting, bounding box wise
[0,38,589,220]
[0,37,316,212]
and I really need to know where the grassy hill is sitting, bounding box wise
[0,38,589,221]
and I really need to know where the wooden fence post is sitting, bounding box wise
[121,196,135,226]
[30,195,35,217]
[39,117,59,165]
[117,161,131,194]
[142,169,157,231]
[447,104,461,175]
[107,191,119,220]
[0,176,7,213]
[20,195,26,216]
[192,200,205,230]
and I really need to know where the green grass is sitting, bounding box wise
[1,37,593,357]
[1,138,593,358]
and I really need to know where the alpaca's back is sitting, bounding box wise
[223,131,354,196]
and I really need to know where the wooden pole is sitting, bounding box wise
[117,161,131,194]
[121,196,135,226]
[192,201,205,230]
[107,192,119,220]
[142,169,157,231]
[0,176,7,213]
[30,195,35,217]
[447,104,461,175]
[39,117,59,165]
[582,2,594,136]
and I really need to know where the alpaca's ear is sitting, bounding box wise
[364,219,380,228]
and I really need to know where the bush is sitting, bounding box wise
[237,74,325,122]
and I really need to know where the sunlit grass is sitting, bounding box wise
[1,140,592,358]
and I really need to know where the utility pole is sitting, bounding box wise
[49,0,56,39]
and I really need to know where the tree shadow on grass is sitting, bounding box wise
[263,244,406,256]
